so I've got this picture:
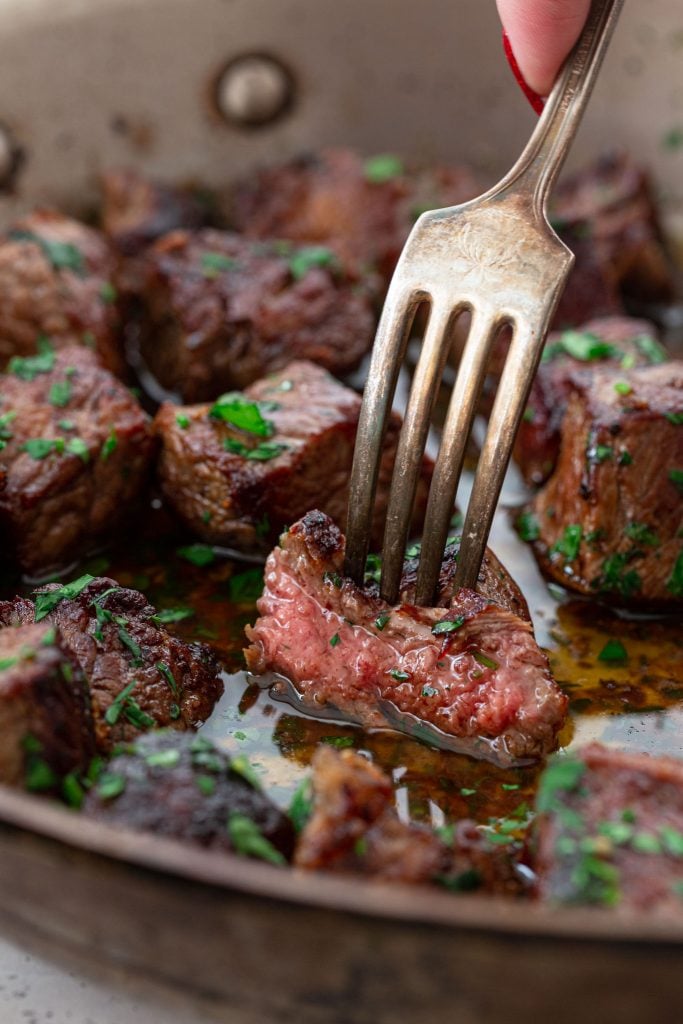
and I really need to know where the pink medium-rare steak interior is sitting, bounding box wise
[245,511,568,765]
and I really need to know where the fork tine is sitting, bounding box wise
[454,319,546,590]
[414,307,500,606]
[379,302,457,604]
[344,287,420,584]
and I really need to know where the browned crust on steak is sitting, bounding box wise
[0,209,124,376]
[535,743,683,914]
[515,317,666,486]
[137,228,376,401]
[0,345,155,575]
[154,360,433,551]
[0,620,94,788]
[2,578,223,754]
[83,730,295,860]
[529,362,683,606]
[231,148,480,285]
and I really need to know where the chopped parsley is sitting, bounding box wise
[544,329,616,363]
[375,612,391,631]
[97,772,126,800]
[209,393,274,437]
[634,334,667,365]
[364,553,382,585]
[104,681,155,730]
[8,337,55,380]
[389,669,410,681]
[321,736,355,749]
[48,379,71,407]
[363,154,405,184]
[613,380,632,396]
[66,437,90,462]
[322,570,342,588]
[669,469,683,493]
[22,437,65,459]
[58,418,75,431]
[594,553,642,597]
[9,230,84,273]
[597,639,628,663]
[228,568,264,603]
[231,755,262,789]
[156,661,179,698]
[287,245,337,280]
[289,777,314,833]
[145,748,181,769]
[666,551,683,598]
[150,606,194,625]
[196,775,217,797]
[227,813,286,865]
[551,523,582,562]
[515,510,540,542]
[329,632,341,647]
[101,428,118,460]
[432,617,465,635]
[200,251,239,277]
[472,651,499,670]
[224,438,287,460]
[421,685,438,698]
[177,543,216,567]
[665,412,683,426]
[522,406,535,423]
[618,450,633,466]
[624,522,659,547]
[176,414,190,430]
[34,574,95,621]
[100,281,117,303]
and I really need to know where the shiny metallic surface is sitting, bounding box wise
[215,54,293,127]
[346,0,623,600]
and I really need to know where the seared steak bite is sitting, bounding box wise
[0,620,94,790]
[0,210,124,376]
[137,228,376,402]
[294,746,450,882]
[551,151,675,304]
[100,167,213,257]
[231,147,480,284]
[245,512,567,766]
[535,744,683,914]
[83,730,295,862]
[515,317,667,486]
[0,577,223,754]
[154,360,432,552]
[527,362,683,606]
[0,345,154,575]
[295,747,528,894]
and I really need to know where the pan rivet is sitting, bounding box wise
[215,54,293,128]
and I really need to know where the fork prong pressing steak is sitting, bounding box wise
[0,345,155,575]
[154,360,433,551]
[0,577,223,754]
[245,512,568,766]
[535,743,683,914]
[0,209,124,376]
[526,362,683,606]
[0,620,94,790]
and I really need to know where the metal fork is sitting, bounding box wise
[344,0,624,606]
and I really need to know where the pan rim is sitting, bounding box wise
[2,783,683,946]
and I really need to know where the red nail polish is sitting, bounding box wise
[502,31,545,116]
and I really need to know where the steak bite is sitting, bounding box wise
[526,362,683,606]
[0,345,155,575]
[100,167,213,257]
[245,512,567,766]
[551,151,675,305]
[231,147,480,284]
[295,747,527,894]
[0,209,124,376]
[515,317,667,486]
[535,744,683,914]
[137,228,376,402]
[0,620,94,790]
[0,576,223,754]
[83,731,294,861]
[154,360,432,552]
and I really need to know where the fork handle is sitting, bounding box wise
[495,0,624,217]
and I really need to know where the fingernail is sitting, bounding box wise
[502,31,545,116]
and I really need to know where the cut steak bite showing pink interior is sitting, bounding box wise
[245,511,568,767]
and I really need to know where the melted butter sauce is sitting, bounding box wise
[3,482,679,831]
